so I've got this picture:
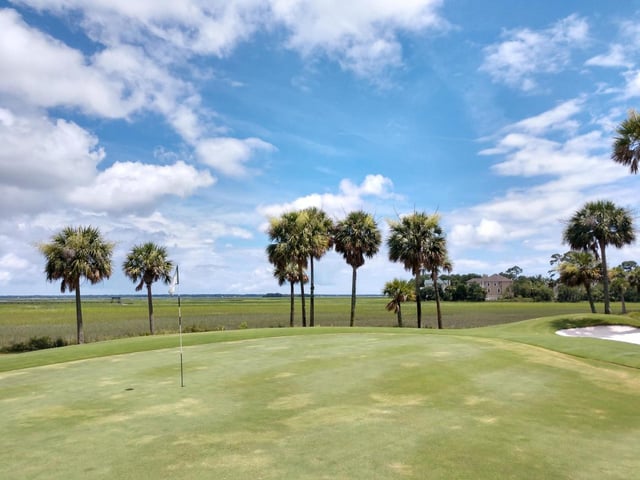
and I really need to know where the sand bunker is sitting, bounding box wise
[556,325,640,346]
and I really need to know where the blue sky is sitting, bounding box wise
[0,0,638,296]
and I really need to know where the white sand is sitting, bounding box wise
[556,325,640,346]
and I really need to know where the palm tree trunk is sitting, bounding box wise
[310,257,315,327]
[600,240,611,314]
[75,282,84,344]
[415,271,422,328]
[299,266,307,327]
[433,271,442,329]
[585,283,596,314]
[397,303,403,328]
[350,266,357,327]
[289,281,295,327]
[621,292,627,314]
[146,283,154,335]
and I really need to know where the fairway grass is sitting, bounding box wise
[1,319,639,479]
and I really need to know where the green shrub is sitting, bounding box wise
[2,336,68,353]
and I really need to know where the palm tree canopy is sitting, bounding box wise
[555,251,601,288]
[266,211,311,272]
[612,109,640,174]
[273,262,308,287]
[387,212,444,275]
[122,242,173,291]
[39,225,114,293]
[302,207,334,260]
[333,210,382,269]
[382,278,415,313]
[563,200,635,255]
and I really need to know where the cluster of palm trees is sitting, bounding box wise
[266,208,449,329]
[551,108,640,315]
[40,227,174,344]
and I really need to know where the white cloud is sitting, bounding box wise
[480,14,589,91]
[0,108,106,214]
[0,108,104,190]
[450,219,505,246]
[13,0,447,79]
[0,9,135,117]
[512,98,583,134]
[585,44,630,68]
[257,174,398,220]
[271,0,447,78]
[196,137,276,177]
[66,161,215,212]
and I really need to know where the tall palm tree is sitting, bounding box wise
[563,200,635,314]
[612,109,640,174]
[39,225,114,344]
[273,262,308,327]
[122,242,173,335]
[553,250,601,313]
[267,211,311,326]
[302,207,333,327]
[387,212,443,328]
[333,210,381,327]
[424,230,451,329]
[382,278,415,328]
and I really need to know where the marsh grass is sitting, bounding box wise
[0,296,636,348]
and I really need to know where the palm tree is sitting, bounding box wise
[387,212,443,328]
[273,262,308,327]
[612,109,640,174]
[609,266,630,314]
[424,231,451,329]
[552,251,601,313]
[39,226,114,344]
[563,200,635,314]
[267,211,311,326]
[302,207,333,327]
[383,278,415,327]
[628,265,640,295]
[333,210,381,327]
[122,242,173,335]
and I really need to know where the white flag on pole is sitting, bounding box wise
[169,265,179,296]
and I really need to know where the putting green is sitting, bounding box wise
[1,332,639,479]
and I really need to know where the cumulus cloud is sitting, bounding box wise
[13,0,447,79]
[257,174,398,220]
[271,0,446,77]
[66,161,215,212]
[0,108,104,189]
[480,14,589,91]
[450,219,505,246]
[0,9,137,117]
[196,137,276,177]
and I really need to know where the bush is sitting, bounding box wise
[2,336,68,353]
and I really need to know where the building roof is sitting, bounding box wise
[467,274,513,283]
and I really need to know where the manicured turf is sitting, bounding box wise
[1,316,639,479]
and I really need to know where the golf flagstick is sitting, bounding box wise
[169,266,184,387]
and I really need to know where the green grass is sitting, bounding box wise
[1,316,639,479]
[1,296,630,348]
